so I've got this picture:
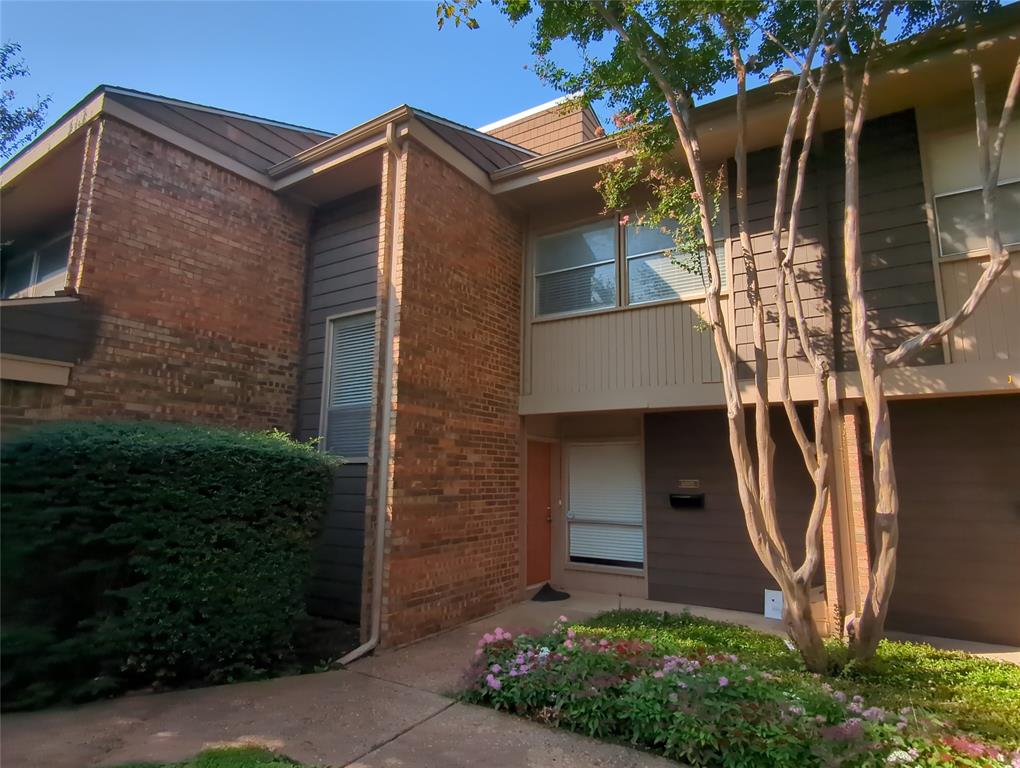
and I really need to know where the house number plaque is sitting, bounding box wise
[677,479,701,489]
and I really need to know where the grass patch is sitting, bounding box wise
[464,610,1020,767]
[111,746,304,768]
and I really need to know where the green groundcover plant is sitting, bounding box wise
[463,610,1020,768]
[1,421,334,711]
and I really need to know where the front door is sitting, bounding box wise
[526,440,552,585]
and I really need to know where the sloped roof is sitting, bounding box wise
[411,108,536,172]
[104,87,332,172]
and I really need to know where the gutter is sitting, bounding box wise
[338,120,402,666]
[269,106,412,179]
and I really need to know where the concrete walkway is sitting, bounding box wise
[1,594,673,768]
[4,589,1015,768]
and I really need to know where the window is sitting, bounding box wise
[626,217,728,305]
[323,311,376,460]
[533,210,729,319]
[934,180,1020,258]
[534,220,617,317]
[566,442,644,569]
[1,233,71,299]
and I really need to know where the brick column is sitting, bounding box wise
[823,402,873,632]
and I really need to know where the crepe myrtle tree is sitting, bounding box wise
[440,0,1019,671]
[0,42,50,160]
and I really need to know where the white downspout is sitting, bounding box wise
[338,121,402,666]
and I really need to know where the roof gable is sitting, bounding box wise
[104,88,331,173]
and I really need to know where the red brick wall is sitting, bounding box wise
[378,141,524,646]
[59,117,310,430]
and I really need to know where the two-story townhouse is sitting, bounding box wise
[2,5,1017,652]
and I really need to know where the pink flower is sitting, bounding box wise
[619,215,630,226]
[564,639,574,649]
[485,673,502,690]
[558,615,568,622]
[482,633,494,644]
[653,671,664,678]
[490,664,502,674]
[718,676,729,687]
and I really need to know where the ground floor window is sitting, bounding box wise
[323,310,376,460]
[566,442,644,569]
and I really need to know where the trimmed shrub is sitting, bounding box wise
[1,421,334,710]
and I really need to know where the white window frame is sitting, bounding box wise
[563,439,646,572]
[532,219,620,321]
[1,231,72,300]
[932,177,1020,261]
[530,201,730,322]
[318,308,377,463]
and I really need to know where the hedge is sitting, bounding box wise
[1,421,335,710]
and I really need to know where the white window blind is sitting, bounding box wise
[567,443,644,568]
[934,180,1020,258]
[325,312,376,459]
[535,220,617,317]
[626,217,727,305]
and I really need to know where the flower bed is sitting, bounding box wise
[463,612,1020,768]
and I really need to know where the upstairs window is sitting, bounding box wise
[934,180,1020,259]
[626,216,728,305]
[533,211,729,320]
[534,220,617,317]
[1,232,71,299]
[323,311,376,460]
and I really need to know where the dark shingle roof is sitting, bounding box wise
[104,87,332,172]
[411,108,536,172]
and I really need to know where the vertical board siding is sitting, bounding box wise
[527,298,724,404]
[299,187,380,622]
[939,252,1020,363]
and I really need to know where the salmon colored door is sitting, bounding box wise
[526,440,552,585]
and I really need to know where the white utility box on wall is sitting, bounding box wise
[764,589,784,620]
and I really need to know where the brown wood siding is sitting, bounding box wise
[644,407,820,612]
[0,297,99,364]
[728,109,942,379]
[825,110,943,369]
[729,148,833,380]
[298,187,380,621]
[488,107,590,155]
[885,395,1020,645]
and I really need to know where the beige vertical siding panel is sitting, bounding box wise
[524,299,728,407]
[940,252,1020,363]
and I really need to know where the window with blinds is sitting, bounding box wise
[566,442,644,568]
[934,180,1020,258]
[626,216,727,305]
[534,220,617,317]
[324,311,376,460]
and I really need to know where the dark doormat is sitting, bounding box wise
[531,583,571,602]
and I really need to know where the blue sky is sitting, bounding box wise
[2,1,575,135]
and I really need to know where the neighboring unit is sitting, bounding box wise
[2,8,1018,646]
